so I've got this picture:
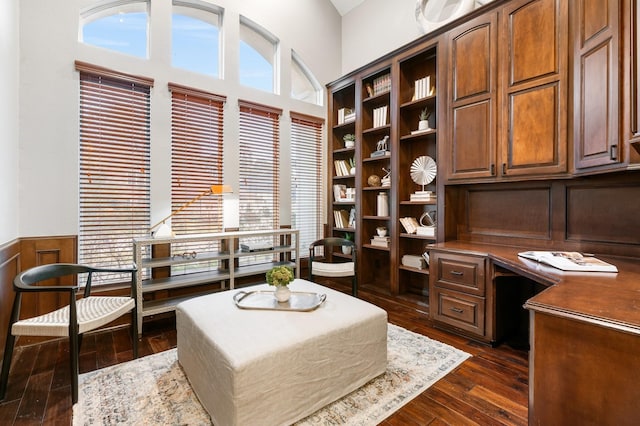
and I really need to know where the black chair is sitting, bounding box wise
[309,237,357,297]
[0,263,138,404]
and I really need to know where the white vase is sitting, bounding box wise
[274,285,291,302]
[418,120,430,130]
[342,245,352,255]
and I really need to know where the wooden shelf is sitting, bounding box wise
[133,229,300,335]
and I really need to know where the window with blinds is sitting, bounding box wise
[77,61,152,285]
[238,100,282,264]
[169,83,226,274]
[290,112,324,258]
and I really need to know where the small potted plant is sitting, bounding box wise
[349,157,356,175]
[418,108,431,131]
[343,232,354,255]
[343,133,356,149]
[266,265,295,302]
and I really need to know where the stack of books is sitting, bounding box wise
[402,254,426,270]
[370,235,390,248]
[371,73,391,96]
[416,226,435,237]
[410,191,433,202]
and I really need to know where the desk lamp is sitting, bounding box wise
[149,184,233,238]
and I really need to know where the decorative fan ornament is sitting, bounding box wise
[410,156,437,191]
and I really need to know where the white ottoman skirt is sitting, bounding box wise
[176,279,388,426]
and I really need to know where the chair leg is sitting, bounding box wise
[70,331,79,404]
[0,333,16,401]
[131,310,138,359]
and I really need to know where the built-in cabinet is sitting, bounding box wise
[327,43,440,304]
[445,0,568,182]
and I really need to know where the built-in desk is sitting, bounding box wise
[429,241,640,425]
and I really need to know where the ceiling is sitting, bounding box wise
[329,0,366,16]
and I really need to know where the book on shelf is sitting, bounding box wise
[413,76,431,101]
[411,128,435,135]
[240,242,273,252]
[337,107,355,125]
[410,191,433,201]
[334,159,351,177]
[372,74,391,96]
[517,251,618,273]
[415,226,435,237]
[402,254,426,270]
[370,235,390,247]
[399,217,420,234]
[373,105,388,128]
[370,150,390,158]
[333,209,350,229]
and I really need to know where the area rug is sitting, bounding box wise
[73,324,470,425]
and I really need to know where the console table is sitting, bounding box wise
[428,241,640,424]
[132,229,300,335]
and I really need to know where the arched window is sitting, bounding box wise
[172,1,222,77]
[239,16,278,93]
[291,50,323,105]
[80,1,149,58]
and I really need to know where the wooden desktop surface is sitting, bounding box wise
[430,241,640,424]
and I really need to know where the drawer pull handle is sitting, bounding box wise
[450,307,464,314]
[450,271,464,276]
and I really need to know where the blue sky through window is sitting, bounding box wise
[83,11,276,93]
[172,14,219,77]
[83,12,148,58]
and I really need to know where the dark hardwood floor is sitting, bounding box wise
[0,280,528,425]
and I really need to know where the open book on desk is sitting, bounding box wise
[518,251,618,273]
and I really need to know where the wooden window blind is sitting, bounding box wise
[169,83,226,236]
[290,112,324,257]
[238,100,282,263]
[77,61,153,284]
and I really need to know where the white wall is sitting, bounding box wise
[340,0,490,74]
[17,0,342,238]
[0,0,20,245]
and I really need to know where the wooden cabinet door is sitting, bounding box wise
[446,13,498,180]
[500,0,568,177]
[573,0,622,169]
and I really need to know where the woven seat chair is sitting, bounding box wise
[309,237,357,297]
[0,263,138,404]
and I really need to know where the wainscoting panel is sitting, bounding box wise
[0,240,20,359]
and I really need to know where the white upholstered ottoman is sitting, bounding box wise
[176,279,387,426]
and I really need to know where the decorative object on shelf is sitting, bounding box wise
[410,156,437,193]
[266,266,295,302]
[381,167,391,187]
[376,227,387,237]
[367,174,382,187]
[418,107,432,131]
[343,133,355,149]
[415,0,475,35]
[371,136,390,158]
[343,232,354,254]
[149,184,233,238]
[349,157,356,175]
[377,192,389,217]
[419,211,435,227]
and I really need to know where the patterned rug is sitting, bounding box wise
[73,324,470,425]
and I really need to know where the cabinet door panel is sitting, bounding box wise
[506,83,562,173]
[508,0,559,85]
[501,0,567,177]
[451,22,493,101]
[451,101,494,178]
[573,0,620,170]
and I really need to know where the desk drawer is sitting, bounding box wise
[432,252,486,295]
[433,288,485,337]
